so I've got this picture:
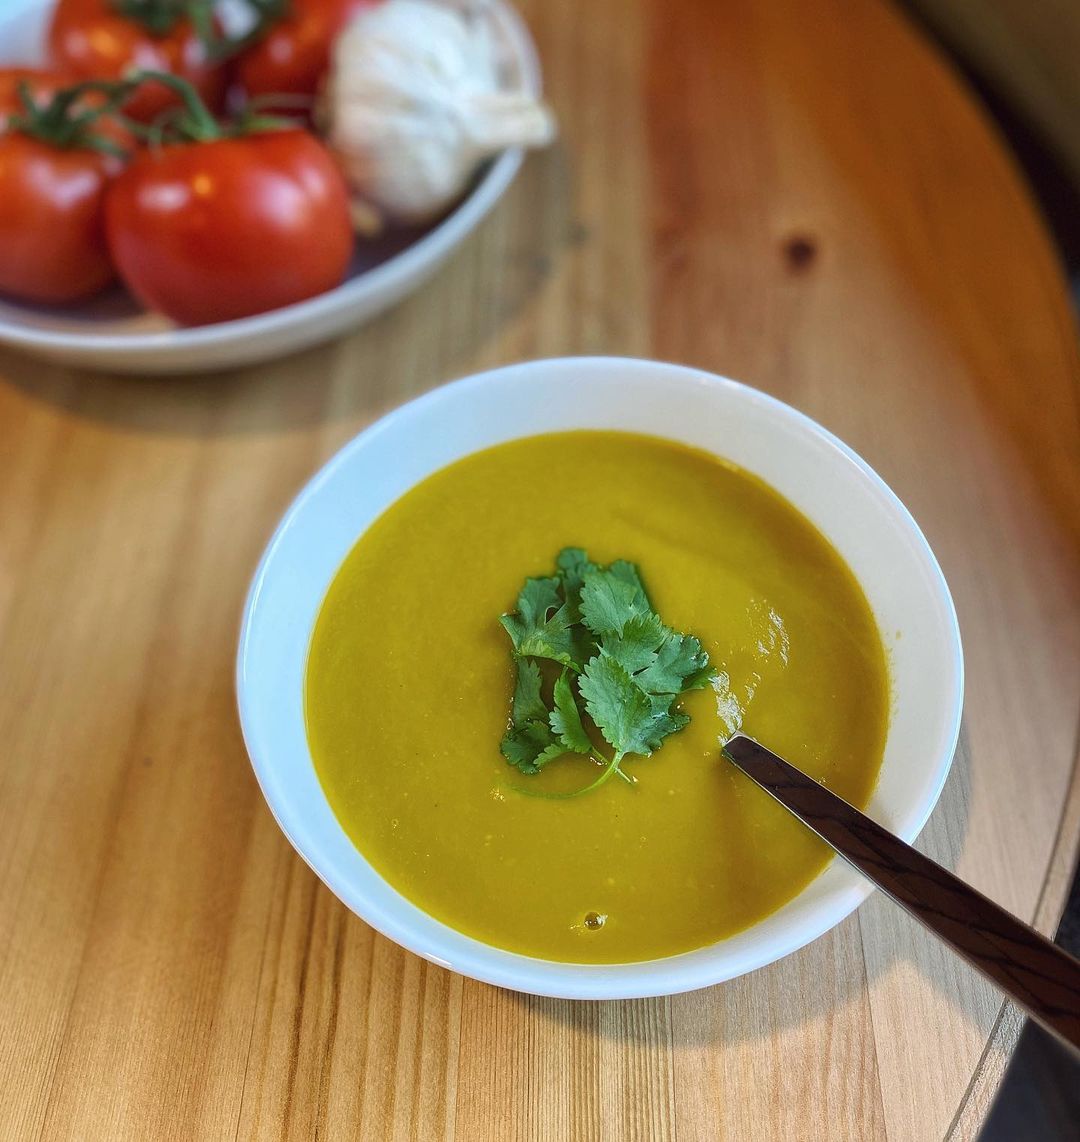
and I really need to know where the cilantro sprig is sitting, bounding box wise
[499,549,716,797]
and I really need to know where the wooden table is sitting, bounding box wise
[2,1,1078,1138]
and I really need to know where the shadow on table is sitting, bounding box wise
[980,862,1080,1140]
[509,727,979,1049]
[0,140,577,438]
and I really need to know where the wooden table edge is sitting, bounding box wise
[868,15,1080,1131]
[946,729,1080,1139]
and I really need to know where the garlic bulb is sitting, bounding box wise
[323,0,556,226]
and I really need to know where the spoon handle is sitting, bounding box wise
[722,734,1080,1054]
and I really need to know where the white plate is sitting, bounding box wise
[236,357,965,999]
[0,0,540,374]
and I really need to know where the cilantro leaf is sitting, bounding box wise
[501,660,570,774]
[510,657,547,724]
[601,613,717,697]
[500,576,586,669]
[636,630,714,695]
[498,550,715,796]
[549,668,592,754]
[555,546,597,622]
[578,654,684,758]
[657,699,690,735]
[500,720,567,774]
[600,611,668,676]
[609,559,647,595]
[580,566,651,637]
[500,575,560,643]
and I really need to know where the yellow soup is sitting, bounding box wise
[305,431,889,962]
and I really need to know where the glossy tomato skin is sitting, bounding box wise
[235,0,375,100]
[105,130,354,324]
[0,133,115,303]
[48,0,225,124]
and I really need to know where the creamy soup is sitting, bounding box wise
[305,431,889,962]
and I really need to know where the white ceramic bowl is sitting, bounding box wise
[0,0,540,374]
[237,357,964,999]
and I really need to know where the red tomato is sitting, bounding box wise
[48,0,225,124]
[235,0,375,100]
[105,130,353,324]
[0,133,115,303]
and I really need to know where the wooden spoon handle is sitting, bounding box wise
[722,734,1080,1054]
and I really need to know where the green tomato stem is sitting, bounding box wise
[125,70,221,140]
[206,0,292,63]
[110,0,232,51]
[9,78,134,156]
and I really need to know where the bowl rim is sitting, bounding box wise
[0,0,538,357]
[236,356,965,998]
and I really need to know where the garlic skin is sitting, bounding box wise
[323,0,556,226]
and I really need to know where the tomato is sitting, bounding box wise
[235,0,375,100]
[48,0,225,124]
[0,133,116,304]
[105,129,353,324]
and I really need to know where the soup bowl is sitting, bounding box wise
[236,356,963,999]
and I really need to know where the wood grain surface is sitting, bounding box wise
[1,0,1078,1139]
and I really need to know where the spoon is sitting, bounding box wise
[722,733,1080,1053]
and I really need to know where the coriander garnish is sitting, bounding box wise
[499,548,716,797]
